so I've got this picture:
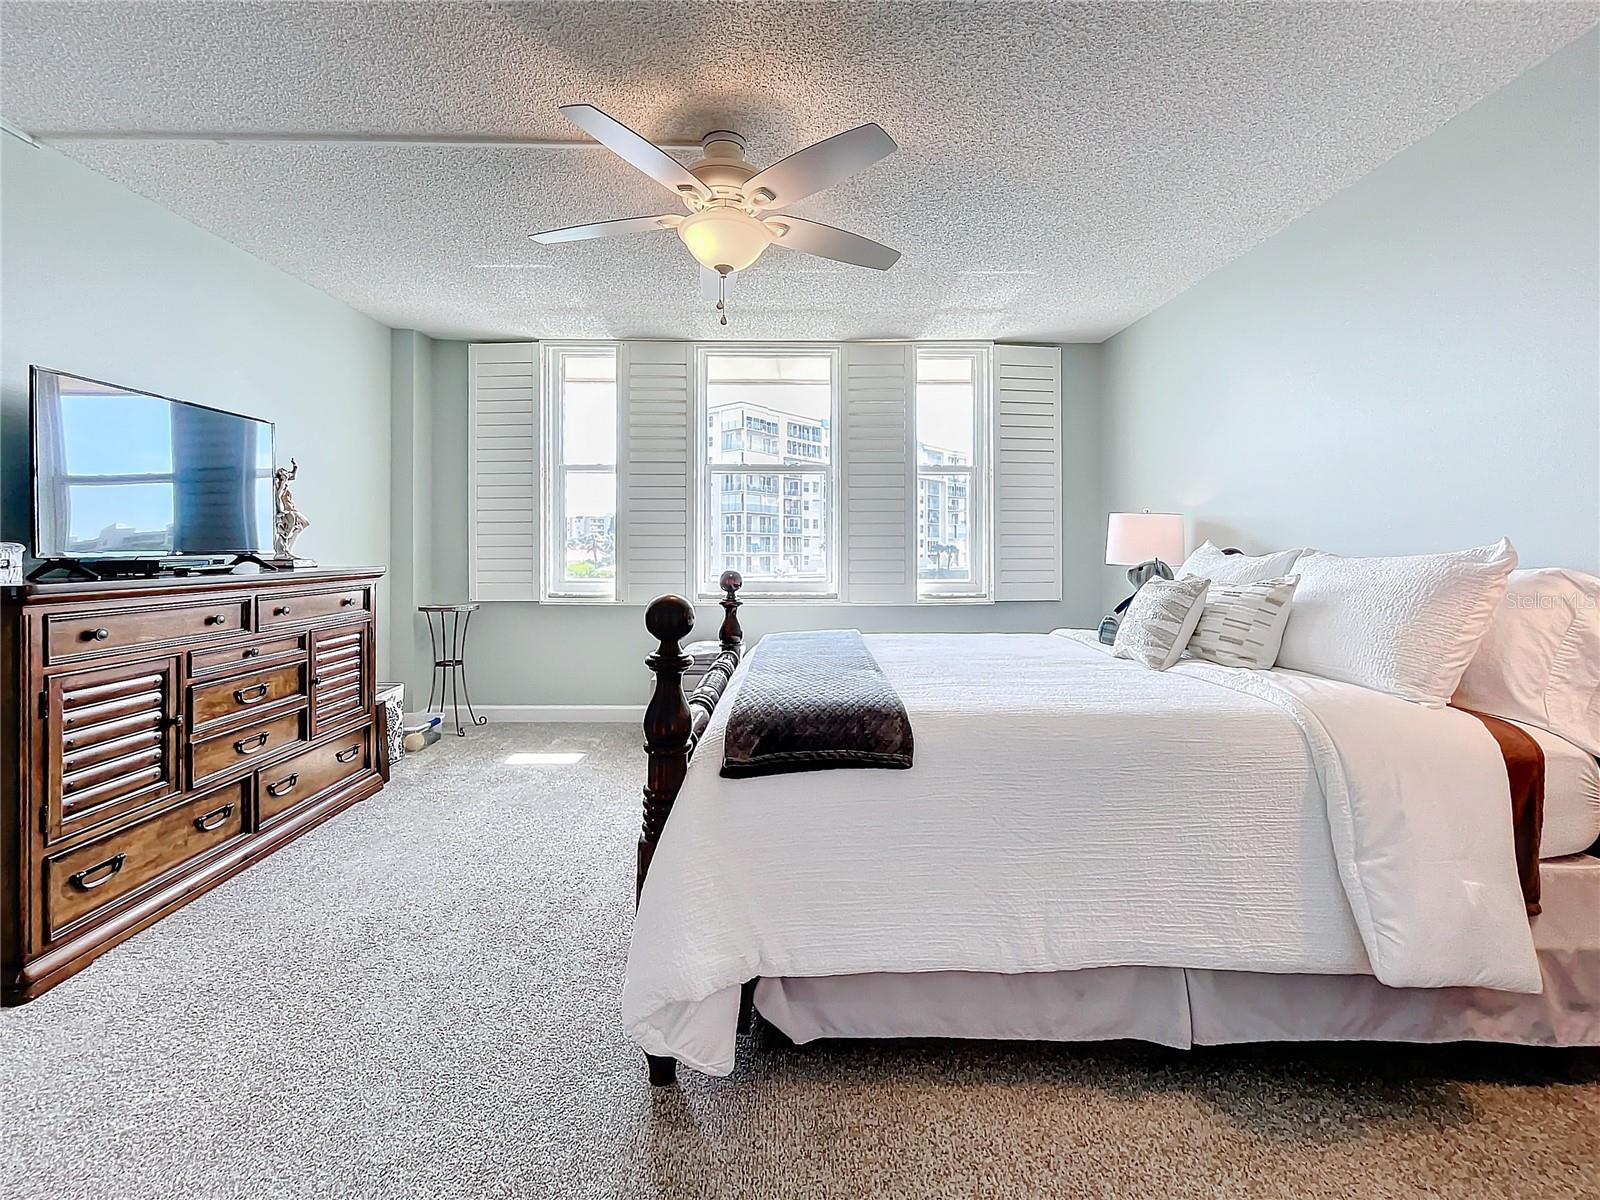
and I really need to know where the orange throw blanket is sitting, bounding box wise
[1458,709,1545,916]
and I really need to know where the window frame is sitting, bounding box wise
[914,344,992,601]
[692,344,843,600]
[540,341,621,602]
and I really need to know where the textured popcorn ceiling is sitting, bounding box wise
[2,2,1595,342]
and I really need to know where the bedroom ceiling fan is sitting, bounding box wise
[530,105,901,324]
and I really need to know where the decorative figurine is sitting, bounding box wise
[1098,559,1177,644]
[272,458,312,562]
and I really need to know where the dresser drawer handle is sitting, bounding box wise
[234,731,270,755]
[205,614,227,627]
[194,802,236,832]
[267,772,299,798]
[340,596,357,607]
[242,647,260,659]
[234,683,270,705]
[336,744,361,764]
[273,605,292,616]
[83,627,111,642]
[70,853,125,891]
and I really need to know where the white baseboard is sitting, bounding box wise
[470,705,644,723]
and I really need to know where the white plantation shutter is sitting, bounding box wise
[618,342,693,603]
[467,342,539,600]
[841,342,915,604]
[992,344,1062,601]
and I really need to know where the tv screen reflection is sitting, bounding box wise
[32,370,275,558]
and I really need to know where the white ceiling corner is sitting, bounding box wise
[1,1,1594,343]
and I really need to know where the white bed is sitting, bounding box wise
[624,629,1585,1077]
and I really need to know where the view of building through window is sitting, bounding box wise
[548,346,987,599]
[704,351,833,588]
[916,352,980,589]
[554,349,617,595]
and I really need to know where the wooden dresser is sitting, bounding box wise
[0,567,385,1004]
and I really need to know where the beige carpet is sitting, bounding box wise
[2,724,1595,1200]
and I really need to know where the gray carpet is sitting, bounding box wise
[3,723,1596,1200]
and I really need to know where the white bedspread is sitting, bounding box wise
[623,630,1540,1075]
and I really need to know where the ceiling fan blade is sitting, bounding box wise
[559,104,709,199]
[701,267,737,301]
[766,216,900,271]
[744,123,897,208]
[530,214,680,244]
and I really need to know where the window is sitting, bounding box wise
[474,340,1055,605]
[697,348,839,595]
[543,345,618,598]
[916,347,988,597]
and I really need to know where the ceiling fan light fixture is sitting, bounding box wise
[676,208,772,274]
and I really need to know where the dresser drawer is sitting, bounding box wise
[46,599,251,663]
[190,662,307,732]
[258,725,372,825]
[257,586,370,630]
[43,781,249,939]
[190,709,305,788]
[190,633,306,680]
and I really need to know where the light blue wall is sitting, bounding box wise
[0,138,394,671]
[391,338,1103,708]
[1101,28,1600,602]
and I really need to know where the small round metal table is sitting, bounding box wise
[419,604,488,736]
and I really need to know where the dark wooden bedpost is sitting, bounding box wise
[714,572,757,1037]
[637,574,746,1087]
[640,595,693,1089]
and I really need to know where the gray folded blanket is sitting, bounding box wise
[720,630,915,778]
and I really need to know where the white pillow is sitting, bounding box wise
[1453,568,1600,755]
[1187,575,1300,670]
[1178,540,1303,585]
[1113,575,1210,670]
[1276,538,1518,706]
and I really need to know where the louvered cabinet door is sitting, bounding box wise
[308,625,368,738]
[45,658,180,840]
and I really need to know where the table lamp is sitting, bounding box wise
[1099,510,1186,644]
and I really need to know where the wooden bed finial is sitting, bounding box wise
[718,570,743,652]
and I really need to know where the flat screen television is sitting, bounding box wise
[31,367,276,560]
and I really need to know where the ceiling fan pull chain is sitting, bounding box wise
[718,269,729,326]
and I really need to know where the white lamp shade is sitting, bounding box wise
[1105,512,1185,567]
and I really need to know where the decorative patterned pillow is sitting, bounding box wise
[1113,576,1211,670]
[1178,540,1304,585]
[1186,575,1300,670]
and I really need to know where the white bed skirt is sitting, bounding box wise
[755,855,1600,1049]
